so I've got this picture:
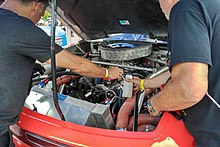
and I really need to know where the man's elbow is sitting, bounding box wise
[183,82,207,104]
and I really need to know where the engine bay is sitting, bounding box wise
[26,36,169,132]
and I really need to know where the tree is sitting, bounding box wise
[42,11,51,21]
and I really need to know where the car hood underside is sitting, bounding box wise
[57,0,168,40]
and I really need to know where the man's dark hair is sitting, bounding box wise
[19,0,49,7]
[37,0,49,7]
[0,0,5,2]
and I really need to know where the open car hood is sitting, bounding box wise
[56,0,168,40]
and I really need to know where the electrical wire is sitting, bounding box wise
[206,91,220,108]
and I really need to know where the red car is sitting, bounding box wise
[10,0,195,146]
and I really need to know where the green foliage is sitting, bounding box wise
[42,11,51,21]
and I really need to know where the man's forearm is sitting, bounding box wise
[150,63,208,112]
[145,71,171,89]
[47,50,106,78]
[151,77,198,112]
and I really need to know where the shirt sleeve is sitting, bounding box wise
[168,9,212,68]
[14,22,63,63]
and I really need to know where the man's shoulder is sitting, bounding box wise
[172,0,218,15]
[171,0,203,14]
[0,8,33,27]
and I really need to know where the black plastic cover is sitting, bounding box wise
[57,0,168,40]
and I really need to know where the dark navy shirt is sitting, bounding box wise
[168,0,220,146]
[0,8,62,135]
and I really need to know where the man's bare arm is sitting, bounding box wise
[145,70,171,89]
[151,62,208,112]
[127,70,171,91]
[46,50,123,79]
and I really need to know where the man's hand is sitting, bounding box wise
[126,76,142,92]
[108,67,123,80]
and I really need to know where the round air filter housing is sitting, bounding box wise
[99,42,152,61]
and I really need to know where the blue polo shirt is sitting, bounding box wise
[168,0,220,146]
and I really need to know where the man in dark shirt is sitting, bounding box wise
[129,0,220,146]
[0,0,123,146]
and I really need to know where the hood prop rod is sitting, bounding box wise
[133,90,144,131]
[50,0,65,121]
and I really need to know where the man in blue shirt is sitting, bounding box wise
[129,0,220,146]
